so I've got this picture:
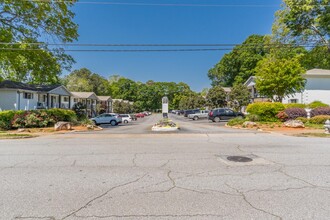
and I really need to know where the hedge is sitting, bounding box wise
[284,103,307,109]
[309,115,330,124]
[246,102,285,121]
[284,108,307,120]
[310,107,330,117]
[0,109,77,130]
[307,101,329,109]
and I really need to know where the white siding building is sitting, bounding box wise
[0,80,73,111]
[282,69,330,105]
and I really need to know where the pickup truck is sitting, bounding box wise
[188,110,210,120]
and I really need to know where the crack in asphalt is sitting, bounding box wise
[132,153,138,167]
[225,183,283,220]
[74,213,227,218]
[60,173,148,220]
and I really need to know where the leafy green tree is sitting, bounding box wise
[208,35,271,86]
[229,84,251,111]
[178,94,206,110]
[255,55,306,102]
[273,0,330,51]
[206,86,227,108]
[63,68,109,95]
[112,100,132,114]
[0,0,78,83]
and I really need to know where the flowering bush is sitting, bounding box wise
[12,110,56,128]
[310,107,330,117]
[284,108,307,120]
[0,109,78,130]
[276,111,288,122]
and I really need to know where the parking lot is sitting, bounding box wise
[1,114,330,220]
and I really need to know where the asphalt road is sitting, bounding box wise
[1,114,330,220]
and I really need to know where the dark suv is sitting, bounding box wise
[208,108,244,122]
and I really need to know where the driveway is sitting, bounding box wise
[1,115,330,219]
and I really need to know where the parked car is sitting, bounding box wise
[184,109,200,117]
[91,113,122,126]
[208,108,245,122]
[118,114,132,123]
[135,113,145,118]
[177,110,184,115]
[130,114,137,121]
[188,110,210,120]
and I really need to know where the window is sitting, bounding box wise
[74,98,78,102]
[63,97,69,102]
[289,99,298,103]
[23,92,33,99]
[87,100,91,105]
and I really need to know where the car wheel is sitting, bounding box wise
[214,117,221,123]
[110,120,117,126]
[124,120,128,123]
[193,116,199,121]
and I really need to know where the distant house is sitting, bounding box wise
[71,92,99,117]
[97,96,112,113]
[282,69,330,104]
[0,80,72,111]
[244,76,270,103]
[244,69,330,104]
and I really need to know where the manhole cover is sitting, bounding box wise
[227,156,253,163]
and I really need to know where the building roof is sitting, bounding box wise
[305,69,330,76]
[71,92,99,100]
[0,80,62,92]
[244,76,256,87]
[98,96,112,101]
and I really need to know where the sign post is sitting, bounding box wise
[162,96,169,118]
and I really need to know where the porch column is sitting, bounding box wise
[85,99,88,117]
[47,93,50,109]
[59,95,62,109]
[69,96,71,109]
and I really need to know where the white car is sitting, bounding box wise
[91,113,122,126]
[119,114,132,123]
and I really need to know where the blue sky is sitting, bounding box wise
[67,0,282,91]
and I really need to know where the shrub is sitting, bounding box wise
[0,110,17,130]
[309,115,330,124]
[227,118,246,126]
[246,102,285,121]
[72,102,87,119]
[276,111,288,122]
[246,114,260,122]
[284,108,307,120]
[296,117,309,123]
[284,103,306,109]
[46,108,77,122]
[310,107,330,117]
[12,110,56,128]
[308,101,329,109]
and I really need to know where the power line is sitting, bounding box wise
[20,0,329,7]
[0,42,324,47]
[21,1,281,7]
[0,46,318,53]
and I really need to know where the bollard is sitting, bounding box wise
[324,119,330,134]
